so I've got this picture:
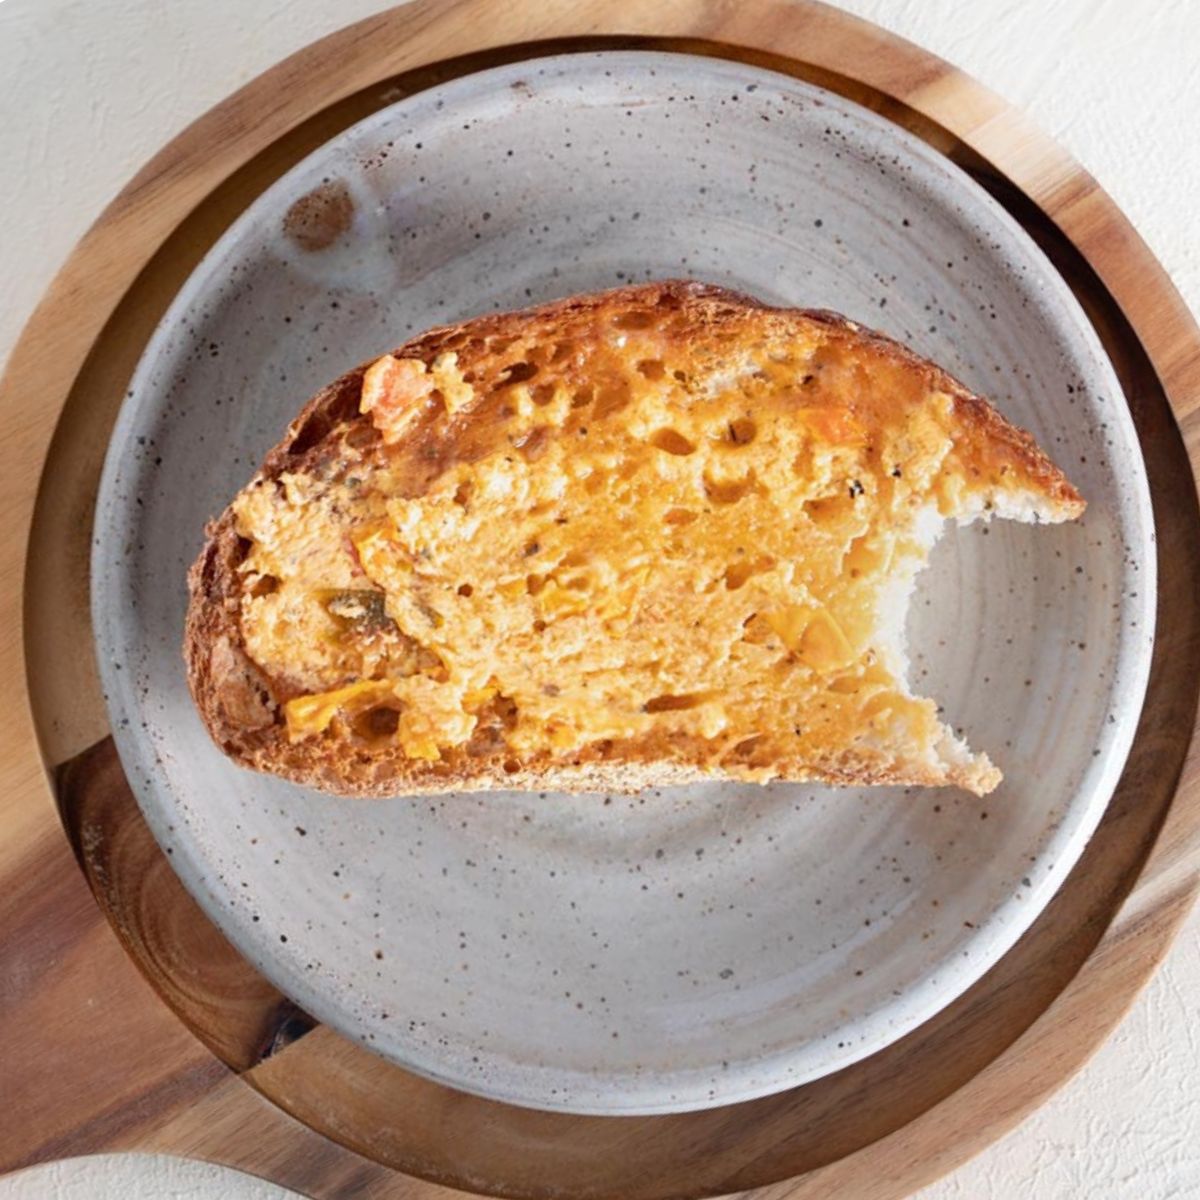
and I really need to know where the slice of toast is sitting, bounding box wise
[185,281,1083,798]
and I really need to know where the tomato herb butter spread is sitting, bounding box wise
[186,282,1083,797]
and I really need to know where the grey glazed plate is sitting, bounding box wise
[92,51,1155,1115]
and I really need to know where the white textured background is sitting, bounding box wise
[1,0,1197,1197]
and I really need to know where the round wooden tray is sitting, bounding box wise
[3,3,1199,1198]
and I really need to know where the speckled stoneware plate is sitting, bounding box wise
[92,51,1155,1115]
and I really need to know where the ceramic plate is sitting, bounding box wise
[92,52,1155,1115]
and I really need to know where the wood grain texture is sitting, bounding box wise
[3,3,1200,1199]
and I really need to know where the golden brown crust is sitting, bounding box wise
[800,309,1084,518]
[184,280,1081,797]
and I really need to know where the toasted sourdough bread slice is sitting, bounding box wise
[185,281,1083,798]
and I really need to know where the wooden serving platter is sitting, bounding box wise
[3,3,1199,1198]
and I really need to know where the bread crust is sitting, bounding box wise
[184,280,1081,796]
